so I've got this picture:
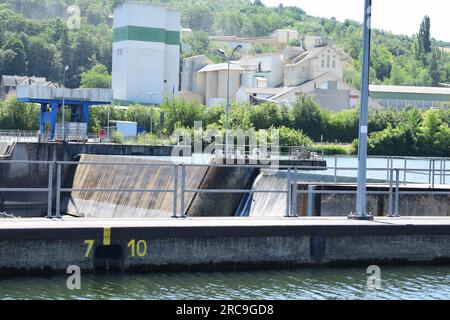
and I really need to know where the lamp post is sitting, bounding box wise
[147,93,155,135]
[218,45,242,159]
[350,0,373,220]
[61,65,69,141]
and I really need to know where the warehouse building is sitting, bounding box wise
[369,85,450,109]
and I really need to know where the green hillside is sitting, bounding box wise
[1,0,449,88]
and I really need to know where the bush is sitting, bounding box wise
[311,144,352,155]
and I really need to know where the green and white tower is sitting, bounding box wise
[112,2,181,105]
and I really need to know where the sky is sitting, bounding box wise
[262,0,450,42]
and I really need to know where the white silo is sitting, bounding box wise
[112,2,181,105]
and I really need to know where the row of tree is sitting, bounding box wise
[2,94,449,156]
[0,3,112,88]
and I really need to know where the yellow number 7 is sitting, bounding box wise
[84,240,95,257]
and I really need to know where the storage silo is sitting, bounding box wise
[112,2,181,105]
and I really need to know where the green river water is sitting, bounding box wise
[1,265,449,300]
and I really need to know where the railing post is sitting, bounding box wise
[46,162,53,219]
[285,168,291,217]
[55,163,62,219]
[386,157,390,183]
[180,164,186,217]
[394,169,400,217]
[431,160,435,189]
[444,160,447,185]
[307,186,314,217]
[403,159,407,184]
[334,155,338,183]
[428,160,432,185]
[291,167,298,217]
[387,168,394,217]
[172,164,178,218]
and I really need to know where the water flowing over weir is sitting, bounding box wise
[66,155,209,218]
[65,154,257,218]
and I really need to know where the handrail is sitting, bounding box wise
[0,160,448,219]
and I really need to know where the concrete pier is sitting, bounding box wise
[1,217,450,274]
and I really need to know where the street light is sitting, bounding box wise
[61,65,69,141]
[218,44,242,159]
[350,0,373,220]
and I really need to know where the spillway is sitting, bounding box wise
[66,154,209,218]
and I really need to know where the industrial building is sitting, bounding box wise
[369,85,450,109]
[179,38,359,110]
[112,2,181,105]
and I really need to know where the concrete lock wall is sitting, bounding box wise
[2,232,450,273]
[316,186,450,217]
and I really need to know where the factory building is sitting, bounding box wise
[369,85,450,109]
[112,2,181,105]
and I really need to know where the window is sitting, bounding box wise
[332,60,336,68]
[117,49,123,55]
[141,49,153,56]
[321,60,325,68]
[326,55,330,68]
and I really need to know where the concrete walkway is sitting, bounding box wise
[1,216,450,231]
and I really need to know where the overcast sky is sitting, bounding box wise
[262,0,450,42]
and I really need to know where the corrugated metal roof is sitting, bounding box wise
[370,85,450,95]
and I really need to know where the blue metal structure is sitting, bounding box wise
[17,97,111,141]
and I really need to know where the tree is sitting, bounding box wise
[183,3,214,32]
[429,47,443,86]
[1,36,27,75]
[184,31,210,55]
[290,94,325,141]
[25,35,60,80]
[420,16,432,54]
[415,16,432,63]
[80,64,111,88]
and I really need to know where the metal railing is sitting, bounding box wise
[327,155,450,186]
[0,130,38,142]
[214,144,321,160]
[0,159,449,219]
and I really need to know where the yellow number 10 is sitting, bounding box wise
[127,240,147,257]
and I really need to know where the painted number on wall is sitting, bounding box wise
[84,240,95,258]
[128,240,148,257]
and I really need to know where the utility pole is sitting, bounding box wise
[61,65,69,141]
[218,45,242,159]
[350,0,373,220]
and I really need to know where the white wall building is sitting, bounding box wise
[283,45,347,87]
[239,53,284,88]
[112,2,181,105]
[196,63,244,107]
